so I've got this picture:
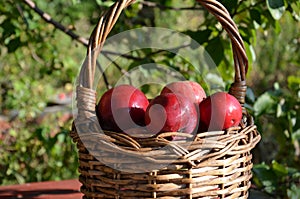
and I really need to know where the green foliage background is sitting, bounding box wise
[0,0,299,198]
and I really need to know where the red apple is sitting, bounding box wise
[97,84,149,131]
[145,93,198,135]
[161,81,206,105]
[198,92,242,132]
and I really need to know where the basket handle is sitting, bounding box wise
[78,0,248,105]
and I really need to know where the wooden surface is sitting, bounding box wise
[0,179,83,199]
[0,179,271,199]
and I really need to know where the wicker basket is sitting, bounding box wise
[70,0,261,198]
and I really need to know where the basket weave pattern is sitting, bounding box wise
[70,0,261,198]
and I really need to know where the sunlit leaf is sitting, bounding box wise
[95,0,114,7]
[287,184,300,199]
[271,160,288,177]
[253,92,276,117]
[267,0,286,20]
[292,129,300,141]
[287,75,300,91]
[289,1,300,21]
[244,43,256,67]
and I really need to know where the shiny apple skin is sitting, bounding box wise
[97,84,149,131]
[161,81,206,105]
[198,92,242,132]
[145,93,198,135]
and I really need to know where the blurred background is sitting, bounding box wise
[0,0,299,198]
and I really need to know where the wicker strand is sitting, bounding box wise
[70,0,261,198]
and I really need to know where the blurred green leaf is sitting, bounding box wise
[162,0,173,7]
[245,43,256,66]
[288,1,300,21]
[253,163,278,193]
[250,9,262,25]
[6,37,22,53]
[0,19,16,40]
[267,0,286,20]
[254,92,276,117]
[205,37,224,66]
[246,88,256,104]
[292,128,300,141]
[221,0,238,14]
[184,29,212,45]
[287,184,300,199]
[95,0,114,7]
[287,75,300,91]
[239,26,256,44]
[271,160,288,177]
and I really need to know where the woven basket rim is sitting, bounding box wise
[70,0,262,171]
[71,0,260,153]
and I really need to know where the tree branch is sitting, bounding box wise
[23,0,89,46]
[21,0,199,89]
[21,0,141,89]
[22,0,144,61]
